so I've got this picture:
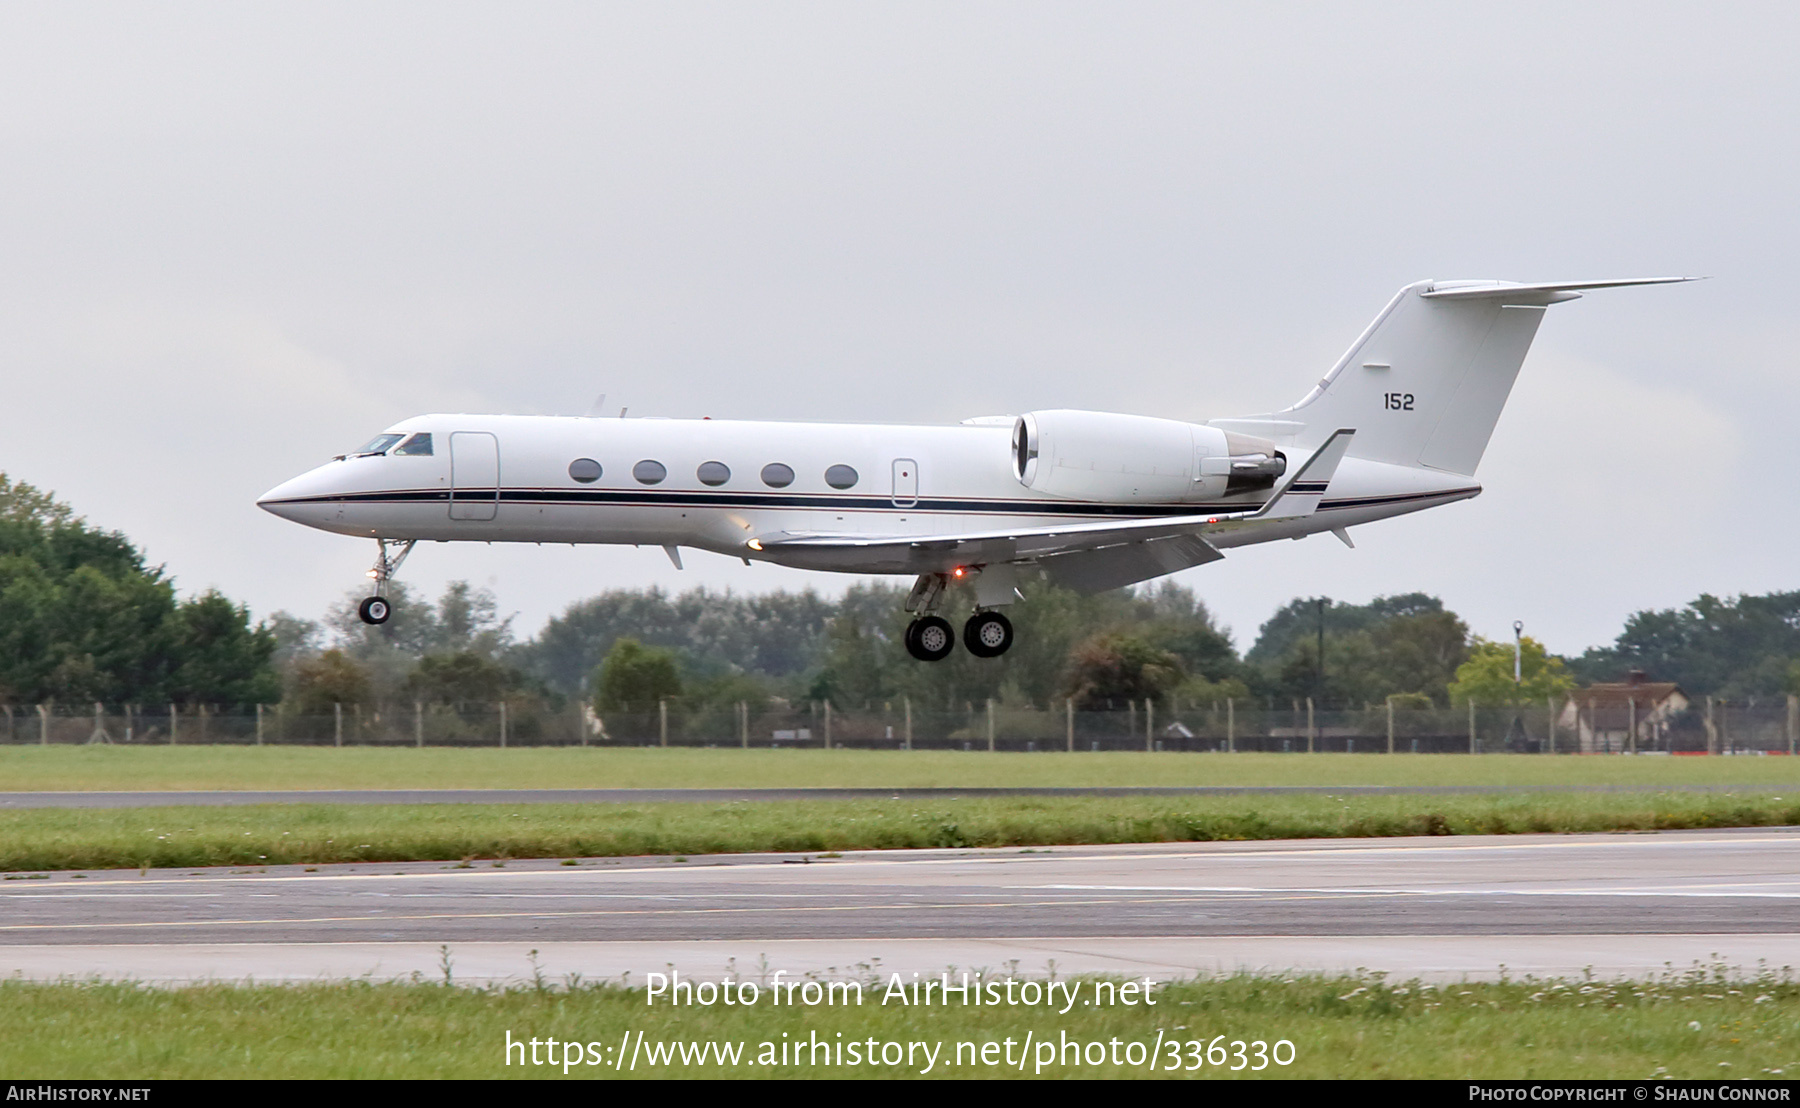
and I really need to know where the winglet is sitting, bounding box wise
[1252,429,1355,520]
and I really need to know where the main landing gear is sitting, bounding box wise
[902,570,1017,662]
[903,616,955,662]
[357,538,416,626]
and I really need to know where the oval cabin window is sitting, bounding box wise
[824,464,858,489]
[633,460,667,485]
[696,461,731,486]
[760,463,795,488]
[568,458,602,483]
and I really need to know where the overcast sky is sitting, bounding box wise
[1,2,1793,656]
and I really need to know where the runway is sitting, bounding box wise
[5,829,1799,983]
[0,784,1782,808]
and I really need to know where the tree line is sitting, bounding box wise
[8,470,1800,715]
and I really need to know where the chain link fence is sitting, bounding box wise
[5,696,1796,753]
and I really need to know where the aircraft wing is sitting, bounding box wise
[754,430,1354,591]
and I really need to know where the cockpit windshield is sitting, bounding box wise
[392,433,433,456]
[352,433,405,456]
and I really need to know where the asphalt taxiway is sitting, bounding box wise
[5,828,1798,983]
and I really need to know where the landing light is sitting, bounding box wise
[365,570,380,579]
[747,538,763,551]
[952,567,965,578]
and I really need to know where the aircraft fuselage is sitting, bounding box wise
[257,412,1478,574]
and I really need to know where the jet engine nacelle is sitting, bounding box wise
[1012,410,1285,503]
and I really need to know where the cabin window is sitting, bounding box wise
[394,433,434,457]
[824,464,858,489]
[352,433,404,456]
[633,460,667,485]
[696,461,731,486]
[760,463,795,488]
[568,458,602,483]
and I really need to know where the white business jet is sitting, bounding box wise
[259,277,1688,661]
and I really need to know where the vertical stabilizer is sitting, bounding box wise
[1214,278,1692,477]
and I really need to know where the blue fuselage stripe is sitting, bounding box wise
[263,485,1474,518]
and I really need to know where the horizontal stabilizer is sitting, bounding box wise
[1420,277,1699,304]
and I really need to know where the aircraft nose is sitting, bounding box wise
[256,476,312,523]
[257,466,344,526]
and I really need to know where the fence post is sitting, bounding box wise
[986,699,995,752]
[658,699,668,747]
[498,701,508,749]
[1065,698,1074,753]
[1547,697,1557,754]
[38,703,49,745]
[822,701,832,750]
[415,701,424,748]
[332,702,341,747]
[1468,698,1477,755]
[168,703,176,746]
[256,703,264,746]
[1627,697,1637,756]
[1226,697,1235,753]
[1789,695,1797,758]
[905,697,914,751]
[738,701,747,749]
[1386,696,1395,754]
[1305,697,1315,754]
[1145,699,1154,752]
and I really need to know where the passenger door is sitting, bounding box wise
[449,432,500,521]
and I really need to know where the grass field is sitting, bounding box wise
[4,971,1796,1079]
[6,745,1800,792]
[5,791,1799,871]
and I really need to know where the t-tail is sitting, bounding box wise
[1215,277,1696,476]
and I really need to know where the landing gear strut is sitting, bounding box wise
[358,538,415,626]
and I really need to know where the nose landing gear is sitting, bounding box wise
[357,539,415,626]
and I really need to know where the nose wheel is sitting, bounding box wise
[904,615,955,662]
[357,538,415,625]
[963,610,1014,658]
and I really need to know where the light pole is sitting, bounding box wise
[1510,620,1527,753]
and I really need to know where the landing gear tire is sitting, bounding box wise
[357,596,391,625]
[963,611,1014,658]
[904,615,955,662]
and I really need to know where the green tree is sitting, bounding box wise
[1573,591,1800,698]
[593,638,683,711]
[0,474,278,706]
[1448,636,1574,706]
[406,652,520,705]
[1062,632,1184,708]
[167,591,280,705]
[289,649,373,713]
[1248,594,1468,705]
